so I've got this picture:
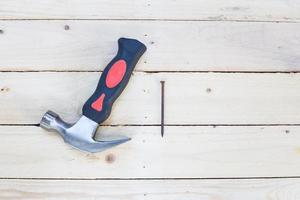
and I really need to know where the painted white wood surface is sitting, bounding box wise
[0,21,300,72]
[1,126,300,178]
[0,0,299,21]
[1,0,299,197]
[1,179,300,200]
[1,72,300,125]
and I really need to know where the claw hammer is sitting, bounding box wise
[40,38,147,153]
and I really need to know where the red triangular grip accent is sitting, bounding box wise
[91,93,106,112]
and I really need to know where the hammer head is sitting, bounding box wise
[40,111,131,153]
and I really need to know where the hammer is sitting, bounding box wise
[40,38,147,153]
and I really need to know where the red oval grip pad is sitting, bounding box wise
[91,93,105,112]
[106,59,127,88]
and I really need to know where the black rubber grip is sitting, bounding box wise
[83,38,147,124]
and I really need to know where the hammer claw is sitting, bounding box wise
[83,137,131,153]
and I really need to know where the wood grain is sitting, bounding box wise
[1,179,300,200]
[1,0,299,197]
[1,72,300,125]
[1,125,300,178]
[0,0,299,21]
[0,21,300,71]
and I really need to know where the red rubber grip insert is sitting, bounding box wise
[91,93,106,112]
[106,59,127,88]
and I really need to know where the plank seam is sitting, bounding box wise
[0,19,299,23]
[1,124,300,127]
[1,177,300,181]
[1,70,300,74]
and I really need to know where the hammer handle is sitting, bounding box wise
[83,38,147,124]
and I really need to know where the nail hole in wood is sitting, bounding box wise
[206,88,212,93]
[64,25,70,30]
[105,154,115,163]
[1,87,9,92]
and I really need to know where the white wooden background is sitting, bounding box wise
[1,1,300,199]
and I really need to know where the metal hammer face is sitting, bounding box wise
[40,38,147,153]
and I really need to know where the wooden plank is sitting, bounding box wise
[1,72,300,125]
[1,179,300,200]
[1,125,300,178]
[0,72,158,125]
[0,21,300,72]
[0,0,300,21]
